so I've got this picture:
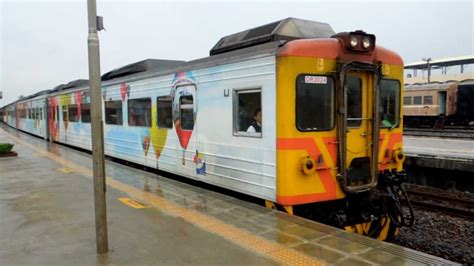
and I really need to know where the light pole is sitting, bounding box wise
[87,0,108,254]
[422,57,432,83]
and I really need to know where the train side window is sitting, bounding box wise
[105,100,123,125]
[423,96,433,105]
[380,79,400,128]
[296,75,334,131]
[39,108,43,120]
[56,106,59,121]
[128,98,151,127]
[413,96,422,105]
[180,96,194,130]
[62,106,68,121]
[82,103,91,123]
[233,89,261,137]
[157,96,172,128]
[403,96,412,105]
[68,104,79,122]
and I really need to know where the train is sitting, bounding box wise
[404,79,474,128]
[1,18,413,240]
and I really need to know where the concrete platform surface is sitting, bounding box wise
[404,136,474,171]
[404,136,474,160]
[0,126,455,265]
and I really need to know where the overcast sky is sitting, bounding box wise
[1,0,473,106]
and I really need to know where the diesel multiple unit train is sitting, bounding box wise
[404,80,474,128]
[1,18,413,240]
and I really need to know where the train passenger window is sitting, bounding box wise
[128,98,151,127]
[81,103,91,123]
[68,104,79,122]
[180,96,194,130]
[403,96,412,105]
[157,96,172,128]
[423,96,433,105]
[233,89,261,136]
[346,76,363,127]
[413,96,422,105]
[62,106,68,121]
[380,79,400,128]
[105,100,123,125]
[296,75,334,131]
[56,106,59,121]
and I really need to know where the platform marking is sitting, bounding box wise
[2,129,325,266]
[57,167,74,173]
[118,197,149,209]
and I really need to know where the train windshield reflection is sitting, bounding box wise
[380,79,400,128]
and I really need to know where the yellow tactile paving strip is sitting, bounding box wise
[2,129,324,266]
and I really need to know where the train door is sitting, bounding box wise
[174,84,198,178]
[438,91,446,115]
[344,72,373,190]
[336,65,382,194]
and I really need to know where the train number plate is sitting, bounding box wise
[305,76,327,84]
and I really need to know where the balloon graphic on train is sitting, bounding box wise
[170,72,197,165]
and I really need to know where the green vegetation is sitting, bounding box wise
[0,143,14,154]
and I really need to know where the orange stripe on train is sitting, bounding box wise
[276,137,337,205]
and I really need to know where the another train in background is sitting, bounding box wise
[403,79,474,128]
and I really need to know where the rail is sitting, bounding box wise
[406,188,474,219]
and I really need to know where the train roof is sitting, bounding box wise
[4,17,341,102]
[51,79,89,93]
[404,82,455,91]
[459,79,474,86]
[98,17,335,85]
[101,59,185,82]
[209,17,335,56]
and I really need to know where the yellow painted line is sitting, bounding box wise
[57,167,75,173]
[118,197,149,209]
[1,129,325,265]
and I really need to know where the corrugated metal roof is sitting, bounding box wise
[405,55,474,69]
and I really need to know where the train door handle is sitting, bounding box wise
[360,132,367,137]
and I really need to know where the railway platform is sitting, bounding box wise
[403,136,474,172]
[0,126,455,265]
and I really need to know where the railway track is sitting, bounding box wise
[404,127,474,139]
[406,189,474,219]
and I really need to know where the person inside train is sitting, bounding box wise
[247,108,262,133]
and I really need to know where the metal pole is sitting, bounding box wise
[427,59,431,83]
[87,0,108,254]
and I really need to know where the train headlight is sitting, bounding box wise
[331,30,376,52]
[350,35,358,47]
[362,37,371,49]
